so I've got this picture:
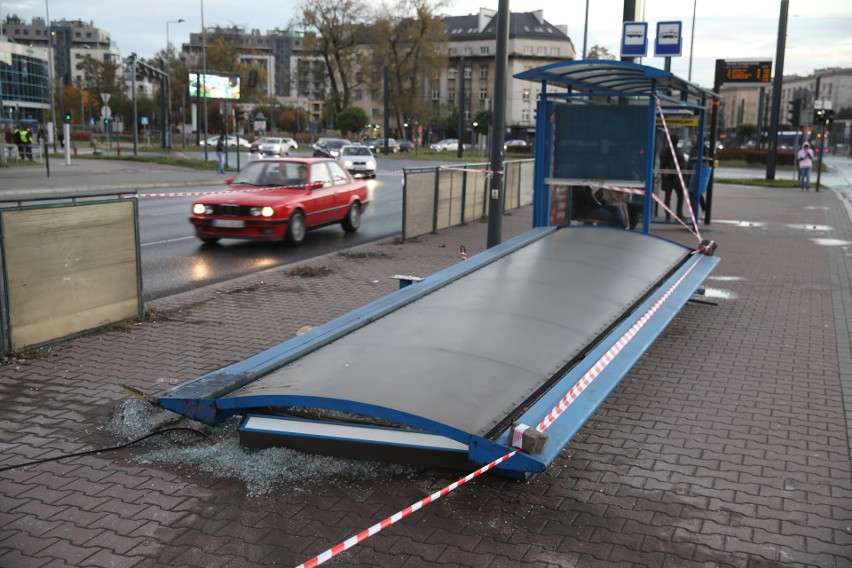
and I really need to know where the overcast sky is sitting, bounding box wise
[3,0,850,89]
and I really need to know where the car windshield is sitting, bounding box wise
[266,138,283,144]
[342,147,371,156]
[230,161,311,187]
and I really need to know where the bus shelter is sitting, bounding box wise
[513,60,721,233]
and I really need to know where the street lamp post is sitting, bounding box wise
[166,19,185,149]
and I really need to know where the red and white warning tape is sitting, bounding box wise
[438,165,502,176]
[294,252,709,568]
[536,254,703,431]
[654,95,702,242]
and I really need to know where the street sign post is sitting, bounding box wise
[620,22,648,58]
[654,21,682,57]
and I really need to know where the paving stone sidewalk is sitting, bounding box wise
[1,182,851,568]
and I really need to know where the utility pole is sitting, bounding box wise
[486,0,509,249]
[457,56,465,159]
[766,0,789,180]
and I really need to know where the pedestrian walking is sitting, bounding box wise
[13,126,25,159]
[796,142,815,191]
[660,134,685,220]
[216,135,226,174]
[23,126,34,161]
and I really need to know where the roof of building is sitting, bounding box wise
[443,10,569,41]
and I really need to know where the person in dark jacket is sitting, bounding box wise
[659,134,685,221]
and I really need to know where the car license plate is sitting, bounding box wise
[212,219,245,228]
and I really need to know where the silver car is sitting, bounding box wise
[338,144,377,178]
[260,137,296,156]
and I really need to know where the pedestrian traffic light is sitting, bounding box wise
[814,108,827,124]
[787,99,801,127]
[64,112,72,122]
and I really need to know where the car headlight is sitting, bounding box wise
[330,150,339,157]
[366,160,376,168]
[261,206,274,217]
[344,160,354,167]
[193,203,208,215]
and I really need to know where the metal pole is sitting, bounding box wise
[45,0,58,153]
[582,0,589,59]
[383,65,390,155]
[166,19,184,149]
[201,0,208,161]
[766,0,789,180]
[457,56,465,159]
[486,0,509,249]
[688,0,697,81]
[132,54,139,156]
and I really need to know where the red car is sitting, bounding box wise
[189,158,368,244]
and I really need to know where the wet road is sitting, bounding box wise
[139,167,406,300]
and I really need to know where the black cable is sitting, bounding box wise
[0,427,212,472]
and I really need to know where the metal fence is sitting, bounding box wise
[402,159,534,240]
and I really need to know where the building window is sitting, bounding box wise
[372,108,381,118]
[355,90,363,101]
[448,90,455,101]
[449,48,457,56]
[463,110,470,120]
[551,47,560,56]
[479,66,488,79]
[537,46,546,55]
[479,88,488,100]
[463,67,471,79]
[432,89,440,100]
[523,46,533,55]
[448,68,456,79]
[480,46,490,55]
[464,47,472,55]
[522,89,530,101]
[522,109,530,121]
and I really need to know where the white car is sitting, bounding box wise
[259,137,297,157]
[202,135,250,148]
[338,144,377,178]
[430,139,459,152]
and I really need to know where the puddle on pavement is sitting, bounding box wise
[787,224,833,231]
[696,287,738,300]
[811,238,852,247]
[715,219,766,228]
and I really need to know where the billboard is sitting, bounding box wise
[188,72,240,99]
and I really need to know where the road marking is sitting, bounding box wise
[142,236,196,247]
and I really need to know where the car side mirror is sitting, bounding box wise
[225,177,234,184]
[308,180,325,191]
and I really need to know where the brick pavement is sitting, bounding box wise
[1,182,851,567]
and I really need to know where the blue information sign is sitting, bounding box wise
[655,21,683,57]
[620,22,648,58]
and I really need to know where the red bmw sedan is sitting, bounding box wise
[189,158,369,245]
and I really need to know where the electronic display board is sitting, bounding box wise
[723,60,772,85]
[188,73,241,99]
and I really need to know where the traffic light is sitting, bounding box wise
[787,99,801,127]
[814,108,826,124]
[64,112,72,122]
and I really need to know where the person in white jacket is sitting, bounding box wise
[796,141,815,191]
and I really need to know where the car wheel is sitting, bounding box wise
[342,202,361,233]
[287,210,306,244]
[200,236,220,244]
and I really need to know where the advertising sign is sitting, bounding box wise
[188,73,241,100]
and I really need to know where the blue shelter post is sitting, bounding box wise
[642,88,658,234]
[532,81,550,228]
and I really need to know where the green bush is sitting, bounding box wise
[716,148,796,166]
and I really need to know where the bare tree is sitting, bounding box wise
[371,0,449,137]
[298,0,368,115]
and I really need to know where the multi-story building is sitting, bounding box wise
[1,15,119,89]
[0,38,51,126]
[439,8,576,140]
[348,8,575,142]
